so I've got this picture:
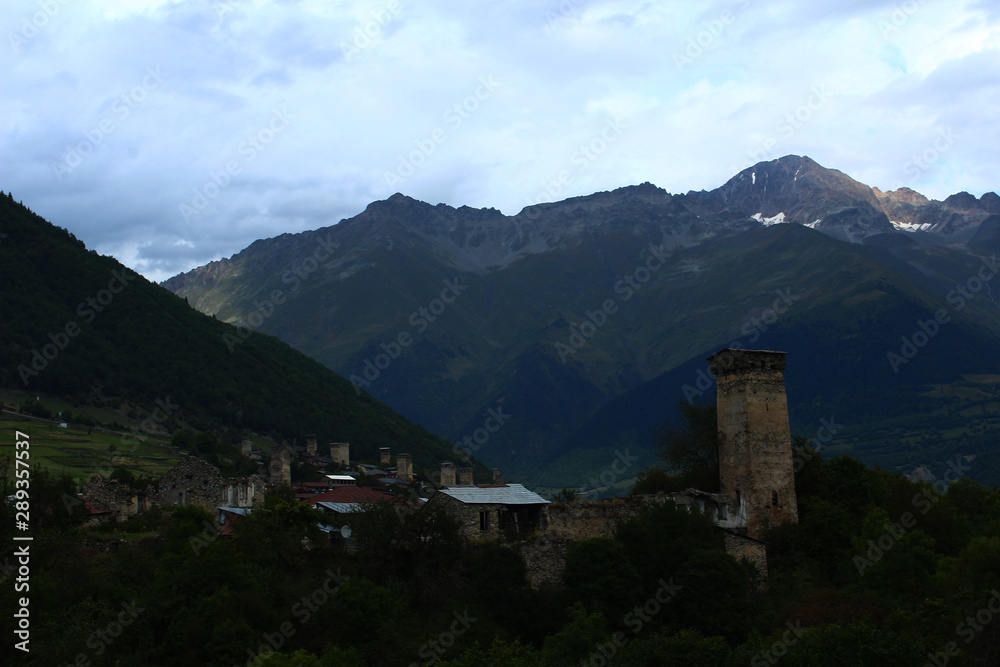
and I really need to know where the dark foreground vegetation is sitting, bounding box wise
[2,443,1000,666]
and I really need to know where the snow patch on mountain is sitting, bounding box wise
[752,212,786,226]
[890,220,933,232]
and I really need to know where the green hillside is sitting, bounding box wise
[0,193,486,478]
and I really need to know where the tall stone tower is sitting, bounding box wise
[269,444,292,488]
[305,434,317,456]
[708,349,798,539]
[329,442,349,467]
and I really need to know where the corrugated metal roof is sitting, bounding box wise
[438,483,549,505]
[316,502,364,513]
[217,507,252,516]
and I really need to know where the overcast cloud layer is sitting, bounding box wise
[3,0,999,281]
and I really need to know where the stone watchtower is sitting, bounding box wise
[270,444,292,488]
[708,349,798,539]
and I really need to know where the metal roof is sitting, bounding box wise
[316,502,364,513]
[438,483,549,505]
[216,507,252,516]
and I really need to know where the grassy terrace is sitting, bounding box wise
[0,407,180,483]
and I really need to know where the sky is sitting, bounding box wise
[3,0,999,282]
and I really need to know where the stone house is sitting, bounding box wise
[81,475,152,523]
[424,484,550,539]
[157,456,265,511]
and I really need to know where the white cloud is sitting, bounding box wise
[1,0,998,281]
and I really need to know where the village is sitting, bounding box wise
[79,349,794,588]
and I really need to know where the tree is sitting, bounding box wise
[654,398,719,492]
[564,538,643,623]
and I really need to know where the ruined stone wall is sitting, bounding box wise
[81,475,147,522]
[519,536,568,589]
[157,456,264,511]
[221,475,266,508]
[723,531,768,587]
[546,496,667,541]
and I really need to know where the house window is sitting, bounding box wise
[479,510,490,531]
[772,490,778,507]
[177,491,185,505]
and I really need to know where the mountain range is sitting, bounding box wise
[149,154,1000,491]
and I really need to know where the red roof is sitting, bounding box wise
[305,486,399,506]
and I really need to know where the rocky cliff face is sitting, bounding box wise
[874,187,997,239]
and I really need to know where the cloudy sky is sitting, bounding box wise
[3,0,999,281]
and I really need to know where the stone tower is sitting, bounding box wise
[396,453,413,481]
[708,348,798,539]
[329,442,349,467]
[305,434,317,456]
[269,444,292,488]
[440,462,457,486]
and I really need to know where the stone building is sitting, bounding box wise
[157,456,265,511]
[270,444,292,487]
[709,348,798,539]
[330,442,350,467]
[396,453,413,481]
[440,462,457,486]
[81,475,151,523]
[424,484,549,539]
[305,434,317,456]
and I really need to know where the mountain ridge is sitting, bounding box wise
[160,156,1000,487]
